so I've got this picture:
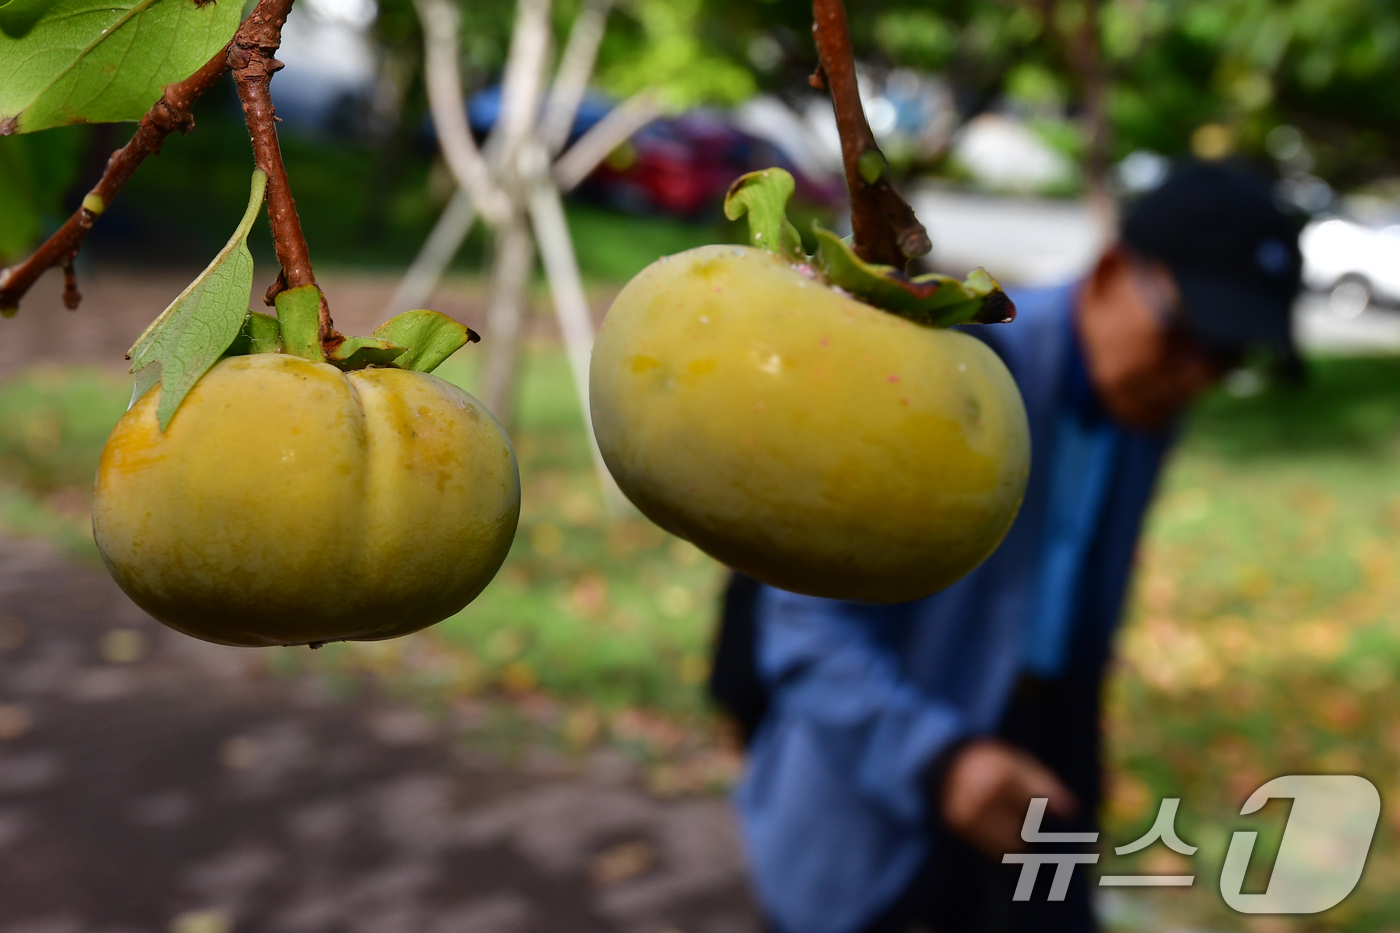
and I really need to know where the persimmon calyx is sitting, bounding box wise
[261,286,478,373]
[720,166,1015,329]
[724,168,805,263]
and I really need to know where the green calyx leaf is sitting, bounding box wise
[326,335,406,369]
[270,286,477,373]
[225,310,282,356]
[723,168,804,262]
[373,309,480,373]
[273,284,322,361]
[0,0,244,134]
[720,166,1015,329]
[128,168,267,430]
[813,225,1016,328]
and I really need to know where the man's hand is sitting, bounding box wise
[938,739,1079,859]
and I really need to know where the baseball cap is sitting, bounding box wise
[1121,160,1302,357]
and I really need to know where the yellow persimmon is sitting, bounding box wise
[94,353,520,646]
[590,245,1029,603]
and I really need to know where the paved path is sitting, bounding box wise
[0,536,760,933]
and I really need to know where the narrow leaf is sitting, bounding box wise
[723,168,804,262]
[373,309,479,373]
[273,284,323,361]
[128,168,267,429]
[814,226,1016,328]
[0,0,243,134]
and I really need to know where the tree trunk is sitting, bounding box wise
[480,212,535,432]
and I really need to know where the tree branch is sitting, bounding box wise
[0,33,233,315]
[811,0,930,270]
[231,0,317,310]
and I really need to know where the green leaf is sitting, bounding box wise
[273,284,323,361]
[373,309,479,374]
[326,335,406,370]
[128,168,266,430]
[0,0,243,134]
[723,168,804,262]
[813,225,1016,328]
[223,309,281,357]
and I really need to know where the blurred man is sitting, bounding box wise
[719,161,1303,933]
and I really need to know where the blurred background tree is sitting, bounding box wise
[4,0,1399,269]
[700,0,1400,184]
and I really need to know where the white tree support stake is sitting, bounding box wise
[399,0,658,513]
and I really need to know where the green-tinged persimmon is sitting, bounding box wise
[93,352,520,646]
[589,170,1029,603]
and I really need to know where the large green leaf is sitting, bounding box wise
[129,168,266,429]
[0,0,243,135]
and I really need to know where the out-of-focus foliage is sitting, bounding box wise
[703,0,1400,185]
[0,128,87,263]
[595,0,756,110]
[0,367,128,494]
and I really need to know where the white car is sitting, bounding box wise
[1300,217,1400,317]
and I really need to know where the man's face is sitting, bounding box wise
[1076,249,1232,430]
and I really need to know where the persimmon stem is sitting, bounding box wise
[230,0,320,314]
[811,0,931,271]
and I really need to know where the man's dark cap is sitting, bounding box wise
[1121,160,1302,356]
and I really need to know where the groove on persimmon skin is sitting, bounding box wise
[590,245,1031,604]
[93,353,521,647]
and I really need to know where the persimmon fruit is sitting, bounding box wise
[93,352,520,646]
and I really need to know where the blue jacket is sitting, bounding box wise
[734,283,1173,933]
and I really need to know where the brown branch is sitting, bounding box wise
[0,44,232,315]
[230,0,318,314]
[811,0,930,270]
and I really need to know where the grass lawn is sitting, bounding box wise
[2,349,1399,929]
